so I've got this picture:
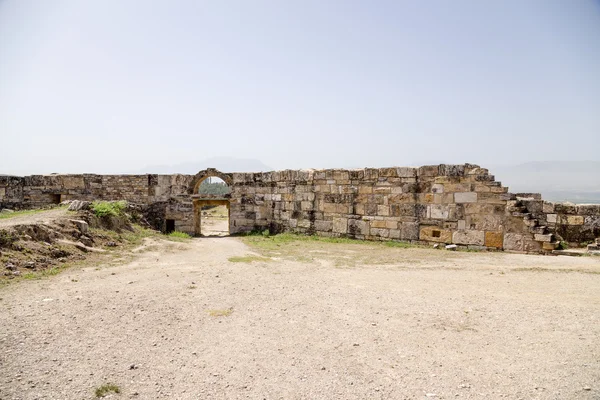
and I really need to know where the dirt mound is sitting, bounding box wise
[0,209,141,279]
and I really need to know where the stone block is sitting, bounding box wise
[418,165,440,177]
[314,220,332,232]
[371,219,387,229]
[534,234,553,242]
[348,218,369,236]
[400,222,420,240]
[377,205,390,216]
[542,202,555,213]
[428,205,449,219]
[389,229,401,239]
[547,214,557,223]
[332,218,348,234]
[452,230,485,245]
[503,233,524,251]
[454,192,477,203]
[370,228,390,237]
[564,215,584,225]
[431,184,444,193]
[397,167,417,178]
[485,231,503,248]
[457,220,466,230]
[419,226,452,243]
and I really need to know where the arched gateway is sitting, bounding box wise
[188,169,233,236]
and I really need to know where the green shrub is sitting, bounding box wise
[168,231,191,239]
[95,383,120,397]
[91,201,127,218]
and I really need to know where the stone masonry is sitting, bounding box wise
[1,164,598,253]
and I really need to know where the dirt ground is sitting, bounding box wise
[1,235,599,400]
[200,205,229,237]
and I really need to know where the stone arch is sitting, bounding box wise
[188,168,233,195]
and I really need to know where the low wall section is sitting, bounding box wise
[1,164,599,252]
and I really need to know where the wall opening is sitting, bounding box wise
[165,219,175,234]
[193,199,230,237]
[197,176,231,196]
[49,194,62,204]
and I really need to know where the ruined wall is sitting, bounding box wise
[2,164,599,253]
[0,174,193,208]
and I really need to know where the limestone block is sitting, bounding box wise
[370,228,390,238]
[298,219,311,229]
[400,222,420,240]
[485,231,503,248]
[348,219,369,235]
[371,220,387,229]
[534,234,553,242]
[418,165,439,177]
[564,215,584,225]
[419,226,452,243]
[457,219,466,230]
[397,167,417,178]
[547,214,557,223]
[431,184,444,193]
[452,230,485,245]
[445,183,471,192]
[359,186,373,194]
[332,218,348,234]
[523,239,542,252]
[377,205,390,216]
[389,229,401,239]
[428,205,449,219]
[0,187,5,198]
[454,192,477,203]
[386,220,399,229]
[503,233,524,251]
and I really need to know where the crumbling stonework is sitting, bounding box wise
[1,164,599,253]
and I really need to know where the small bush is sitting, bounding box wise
[95,383,120,397]
[91,201,127,218]
[558,241,569,250]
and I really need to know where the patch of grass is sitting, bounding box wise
[91,201,127,218]
[557,241,569,250]
[207,308,233,317]
[228,255,272,263]
[95,383,121,397]
[168,231,191,239]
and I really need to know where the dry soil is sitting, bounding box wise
[0,235,599,400]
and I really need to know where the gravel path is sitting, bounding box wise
[0,237,599,399]
[0,209,69,228]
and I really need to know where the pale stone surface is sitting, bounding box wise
[452,230,485,245]
[504,233,524,252]
[534,234,553,242]
[428,205,449,220]
[454,192,477,203]
[547,214,557,223]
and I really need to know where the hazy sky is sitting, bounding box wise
[1,0,599,174]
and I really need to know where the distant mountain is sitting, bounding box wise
[137,157,273,174]
[490,161,600,203]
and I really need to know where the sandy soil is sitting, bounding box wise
[0,237,599,400]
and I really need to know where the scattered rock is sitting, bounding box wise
[5,263,17,271]
[0,209,14,214]
[69,219,89,234]
[106,241,117,247]
[24,261,35,269]
[67,200,91,211]
[445,244,458,251]
[79,236,94,247]
[583,386,591,391]
[433,243,440,249]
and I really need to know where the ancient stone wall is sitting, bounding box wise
[2,164,599,253]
